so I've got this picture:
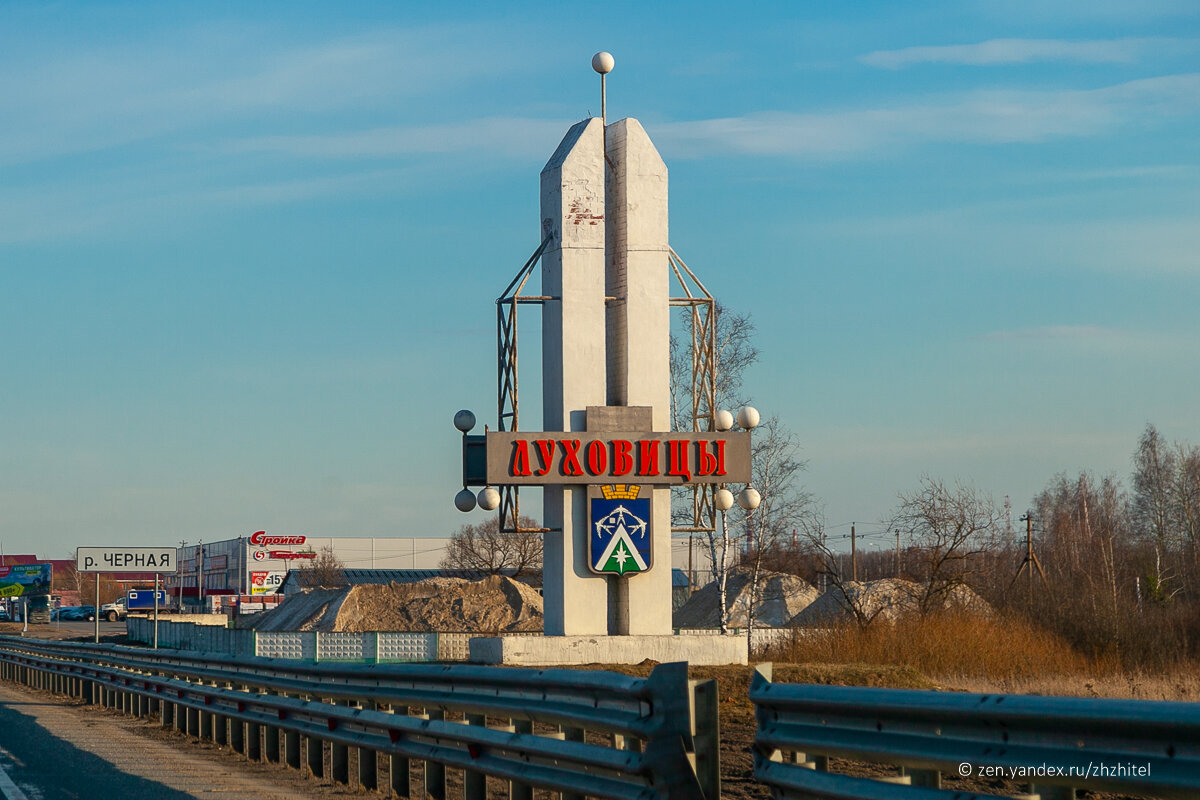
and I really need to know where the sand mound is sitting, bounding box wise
[247,575,544,633]
[787,578,990,627]
[674,568,817,629]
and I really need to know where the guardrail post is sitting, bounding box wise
[285,726,300,770]
[304,732,323,778]
[464,713,487,800]
[509,718,532,800]
[332,701,350,784]
[388,704,411,798]
[425,709,447,800]
[690,678,720,800]
[900,767,941,788]
[559,725,586,800]
[1031,784,1077,800]
[187,703,200,737]
[358,701,378,790]
[231,714,246,755]
[213,695,228,747]
[200,696,213,740]
[264,715,280,764]
[642,662,707,800]
[246,718,261,761]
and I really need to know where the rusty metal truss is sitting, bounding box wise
[668,247,718,536]
[492,240,718,536]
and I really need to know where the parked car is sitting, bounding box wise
[58,606,96,622]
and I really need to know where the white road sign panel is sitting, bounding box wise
[76,547,177,573]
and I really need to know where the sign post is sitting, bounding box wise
[153,574,160,649]
[76,547,178,645]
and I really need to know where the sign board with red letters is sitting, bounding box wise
[485,431,750,486]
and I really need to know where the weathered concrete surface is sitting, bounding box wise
[540,117,610,636]
[605,118,673,636]
[468,633,748,666]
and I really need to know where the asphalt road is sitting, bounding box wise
[0,620,127,641]
[0,681,350,800]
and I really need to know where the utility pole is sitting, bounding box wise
[1011,512,1048,600]
[894,529,901,578]
[851,523,858,582]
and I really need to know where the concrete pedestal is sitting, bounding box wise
[468,634,748,666]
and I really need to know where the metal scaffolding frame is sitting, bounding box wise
[493,241,718,535]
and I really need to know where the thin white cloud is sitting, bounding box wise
[978,325,1118,341]
[975,325,1183,355]
[0,24,540,166]
[860,37,1192,69]
[656,73,1200,157]
[210,117,575,160]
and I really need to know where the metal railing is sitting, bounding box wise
[751,663,1200,800]
[0,636,719,800]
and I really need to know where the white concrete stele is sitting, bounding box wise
[470,112,748,665]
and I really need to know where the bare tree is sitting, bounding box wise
[440,516,543,578]
[799,515,892,630]
[1173,443,1200,570]
[729,415,812,645]
[299,546,347,589]
[669,303,763,633]
[669,302,759,435]
[888,477,999,616]
[1132,424,1178,552]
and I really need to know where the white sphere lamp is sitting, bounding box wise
[454,488,477,512]
[737,486,761,511]
[714,409,734,432]
[714,488,735,511]
[477,486,501,511]
[453,410,476,433]
[737,406,760,430]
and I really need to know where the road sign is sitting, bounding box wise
[76,547,177,573]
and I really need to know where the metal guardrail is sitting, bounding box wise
[0,636,719,800]
[751,663,1200,800]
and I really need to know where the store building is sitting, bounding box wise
[163,533,451,599]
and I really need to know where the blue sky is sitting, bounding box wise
[2,1,1198,556]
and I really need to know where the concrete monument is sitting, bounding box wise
[456,55,752,665]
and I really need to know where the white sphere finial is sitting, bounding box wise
[592,51,614,74]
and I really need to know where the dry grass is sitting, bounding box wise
[761,610,1200,701]
[767,611,1093,681]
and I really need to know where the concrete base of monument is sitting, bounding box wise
[468,634,749,666]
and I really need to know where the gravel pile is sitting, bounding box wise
[673,568,818,629]
[246,575,544,633]
[787,578,990,627]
